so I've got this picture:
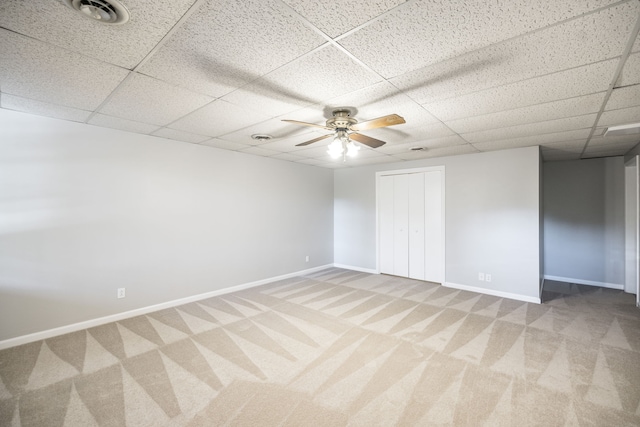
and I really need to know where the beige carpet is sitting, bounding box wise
[1,268,640,426]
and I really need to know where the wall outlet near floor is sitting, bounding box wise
[117,288,126,298]
[478,272,485,281]
[485,274,492,282]
[305,255,309,262]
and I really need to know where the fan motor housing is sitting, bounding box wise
[327,109,357,129]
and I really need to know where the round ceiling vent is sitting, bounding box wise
[251,134,272,142]
[64,0,130,25]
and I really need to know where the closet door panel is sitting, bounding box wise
[379,175,395,275]
[408,173,425,280]
[393,174,409,277]
[424,171,443,282]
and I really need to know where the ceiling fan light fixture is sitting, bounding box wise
[327,130,355,160]
[346,140,360,157]
[327,136,344,159]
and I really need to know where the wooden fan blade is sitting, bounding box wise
[350,132,386,148]
[282,119,333,131]
[295,134,333,147]
[350,114,405,131]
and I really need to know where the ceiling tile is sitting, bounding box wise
[295,158,330,166]
[169,100,271,137]
[348,147,388,159]
[0,93,91,123]
[583,140,640,156]
[359,121,454,146]
[0,0,195,69]
[240,146,282,157]
[391,2,637,104]
[445,93,605,134]
[616,52,640,87]
[473,129,591,152]
[270,152,307,162]
[378,135,468,155]
[258,45,383,103]
[0,29,129,110]
[317,162,345,169]
[541,149,582,161]
[88,114,160,134]
[391,144,478,160]
[606,85,640,111]
[321,81,441,126]
[281,0,407,38]
[540,140,587,152]
[589,133,640,147]
[219,118,323,147]
[339,0,620,78]
[138,0,326,97]
[461,114,597,144]
[345,155,399,166]
[598,105,640,127]
[220,82,314,119]
[294,144,335,159]
[100,73,214,126]
[253,133,329,152]
[424,59,618,121]
[201,138,251,151]
[151,128,211,144]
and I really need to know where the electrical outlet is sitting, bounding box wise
[485,274,492,282]
[117,288,126,299]
[478,272,485,281]
[305,255,309,262]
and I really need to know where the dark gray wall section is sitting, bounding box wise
[543,157,625,286]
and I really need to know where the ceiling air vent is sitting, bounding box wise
[251,134,272,142]
[64,0,130,25]
[603,122,640,137]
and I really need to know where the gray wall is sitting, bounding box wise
[0,109,334,341]
[335,146,541,301]
[543,157,625,287]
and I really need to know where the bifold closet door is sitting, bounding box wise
[393,174,409,277]
[424,171,443,283]
[379,174,409,276]
[379,175,394,275]
[380,170,443,282]
[408,173,425,280]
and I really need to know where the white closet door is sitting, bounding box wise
[424,170,443,282]
[379,175,395,275]
[408,173,425,280]
[393,174,409,277]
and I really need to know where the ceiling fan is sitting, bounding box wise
[282,109,405,160]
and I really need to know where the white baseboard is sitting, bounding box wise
[333,263,378,274]
[443,282,541,304]
[543,275,624,290]
[0,264,333,351]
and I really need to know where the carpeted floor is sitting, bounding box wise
[1,268,640,426]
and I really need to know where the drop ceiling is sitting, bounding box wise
[1,0,639,168]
